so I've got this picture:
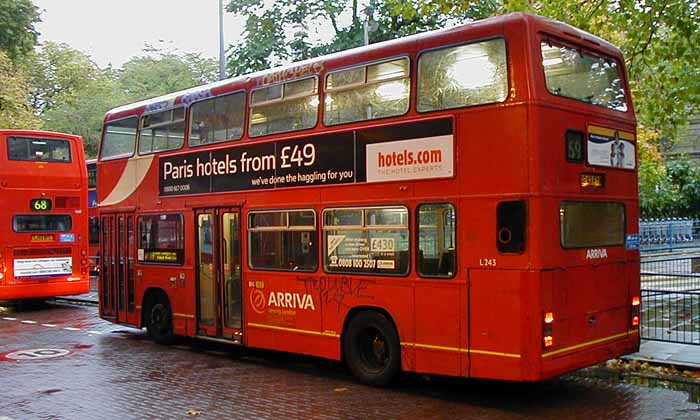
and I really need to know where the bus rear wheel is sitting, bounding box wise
[145,292,175,345]
[343,311,400,387]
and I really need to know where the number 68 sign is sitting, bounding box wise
[30,198,52,212]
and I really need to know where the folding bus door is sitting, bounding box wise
[195,208,242,342]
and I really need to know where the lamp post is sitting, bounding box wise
[219,0,226,80]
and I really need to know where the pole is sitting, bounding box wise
[219,0,226,80]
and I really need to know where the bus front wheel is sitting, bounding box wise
[145,291,175,345]
[343,311,400,387]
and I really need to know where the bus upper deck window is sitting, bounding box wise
[249,77,319,137]
[417,38,508,112]
[324,57,410,126]
[100,117,138,160]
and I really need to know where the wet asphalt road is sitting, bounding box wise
[0,302,699,420]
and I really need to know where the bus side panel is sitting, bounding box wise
[469,268,525,381]
[413,280,463,376]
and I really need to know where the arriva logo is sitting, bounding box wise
[250,289,316,314]
[586,248,608,259]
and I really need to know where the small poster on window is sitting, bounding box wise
[587,125,635,169]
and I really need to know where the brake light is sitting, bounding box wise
[543,311,554,348]
[543,335,553,347]
[631,296,641,328]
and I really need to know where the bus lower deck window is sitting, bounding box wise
[248,210,317,271]
[418,203,456,277]
[323,206,409,275]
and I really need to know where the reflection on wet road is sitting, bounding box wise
[1,302,699,420]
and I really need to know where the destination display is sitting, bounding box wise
[159,119,453,196]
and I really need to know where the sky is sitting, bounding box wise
[32,0,245,68]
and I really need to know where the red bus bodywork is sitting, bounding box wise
[98,13,639,382]
[0,130,90,299]
[87,159,100,275]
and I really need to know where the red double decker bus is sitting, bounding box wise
[87,159,100,275]
[0,130,90,300]
[98,13,640,385]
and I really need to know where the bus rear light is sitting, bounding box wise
[81,258,88,266]
[81,268,88,275]
[81,249,87,256]
[543,336,553,347]
[543,311,554,348]
[631,296,641,328]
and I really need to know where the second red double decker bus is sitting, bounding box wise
[0,130,90,300]
[97,13,640,385]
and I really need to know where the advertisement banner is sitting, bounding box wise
[14,257,72,278]
[365,135,453,183]
[587,125,635,169]
[159,119,454,196]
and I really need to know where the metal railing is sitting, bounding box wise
[641,253,700,345]
[641,290,700,345]
[640,218,700,251]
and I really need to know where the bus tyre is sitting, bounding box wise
[146,294,175,345]
[344,311,400,387]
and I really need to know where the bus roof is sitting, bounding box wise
[0,129,82,141]
[104,12,623,122]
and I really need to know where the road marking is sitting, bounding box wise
[2,317,17,321]
[64,327,80,331]
[86,330,102,335]
[4,348,70,361]
[21,320,37,324]
[42,324,57,327]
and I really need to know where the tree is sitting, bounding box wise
[224,0,490,77]
[0,0,40,61]
[0,50,41,129]
[117,46,219,101]
[25,42,104,116]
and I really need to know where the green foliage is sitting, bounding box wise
[0,50,41,129]
[0,0,40,61]
[24,42,103,116]
[224,0,490,77]
[640,155,700,219]
[118,46,218,101]
[21,43,219,158]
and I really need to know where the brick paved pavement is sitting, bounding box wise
[1,302,699,420]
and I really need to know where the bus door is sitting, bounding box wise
[195,208,242,342]
[101,213,136,324]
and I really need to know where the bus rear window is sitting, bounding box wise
[13,215,72,232]
[8,137,71,162]
[541,41,628,112]
[560,201,624,248]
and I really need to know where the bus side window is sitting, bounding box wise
[497,200,526,254]
[417,203,456,278]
